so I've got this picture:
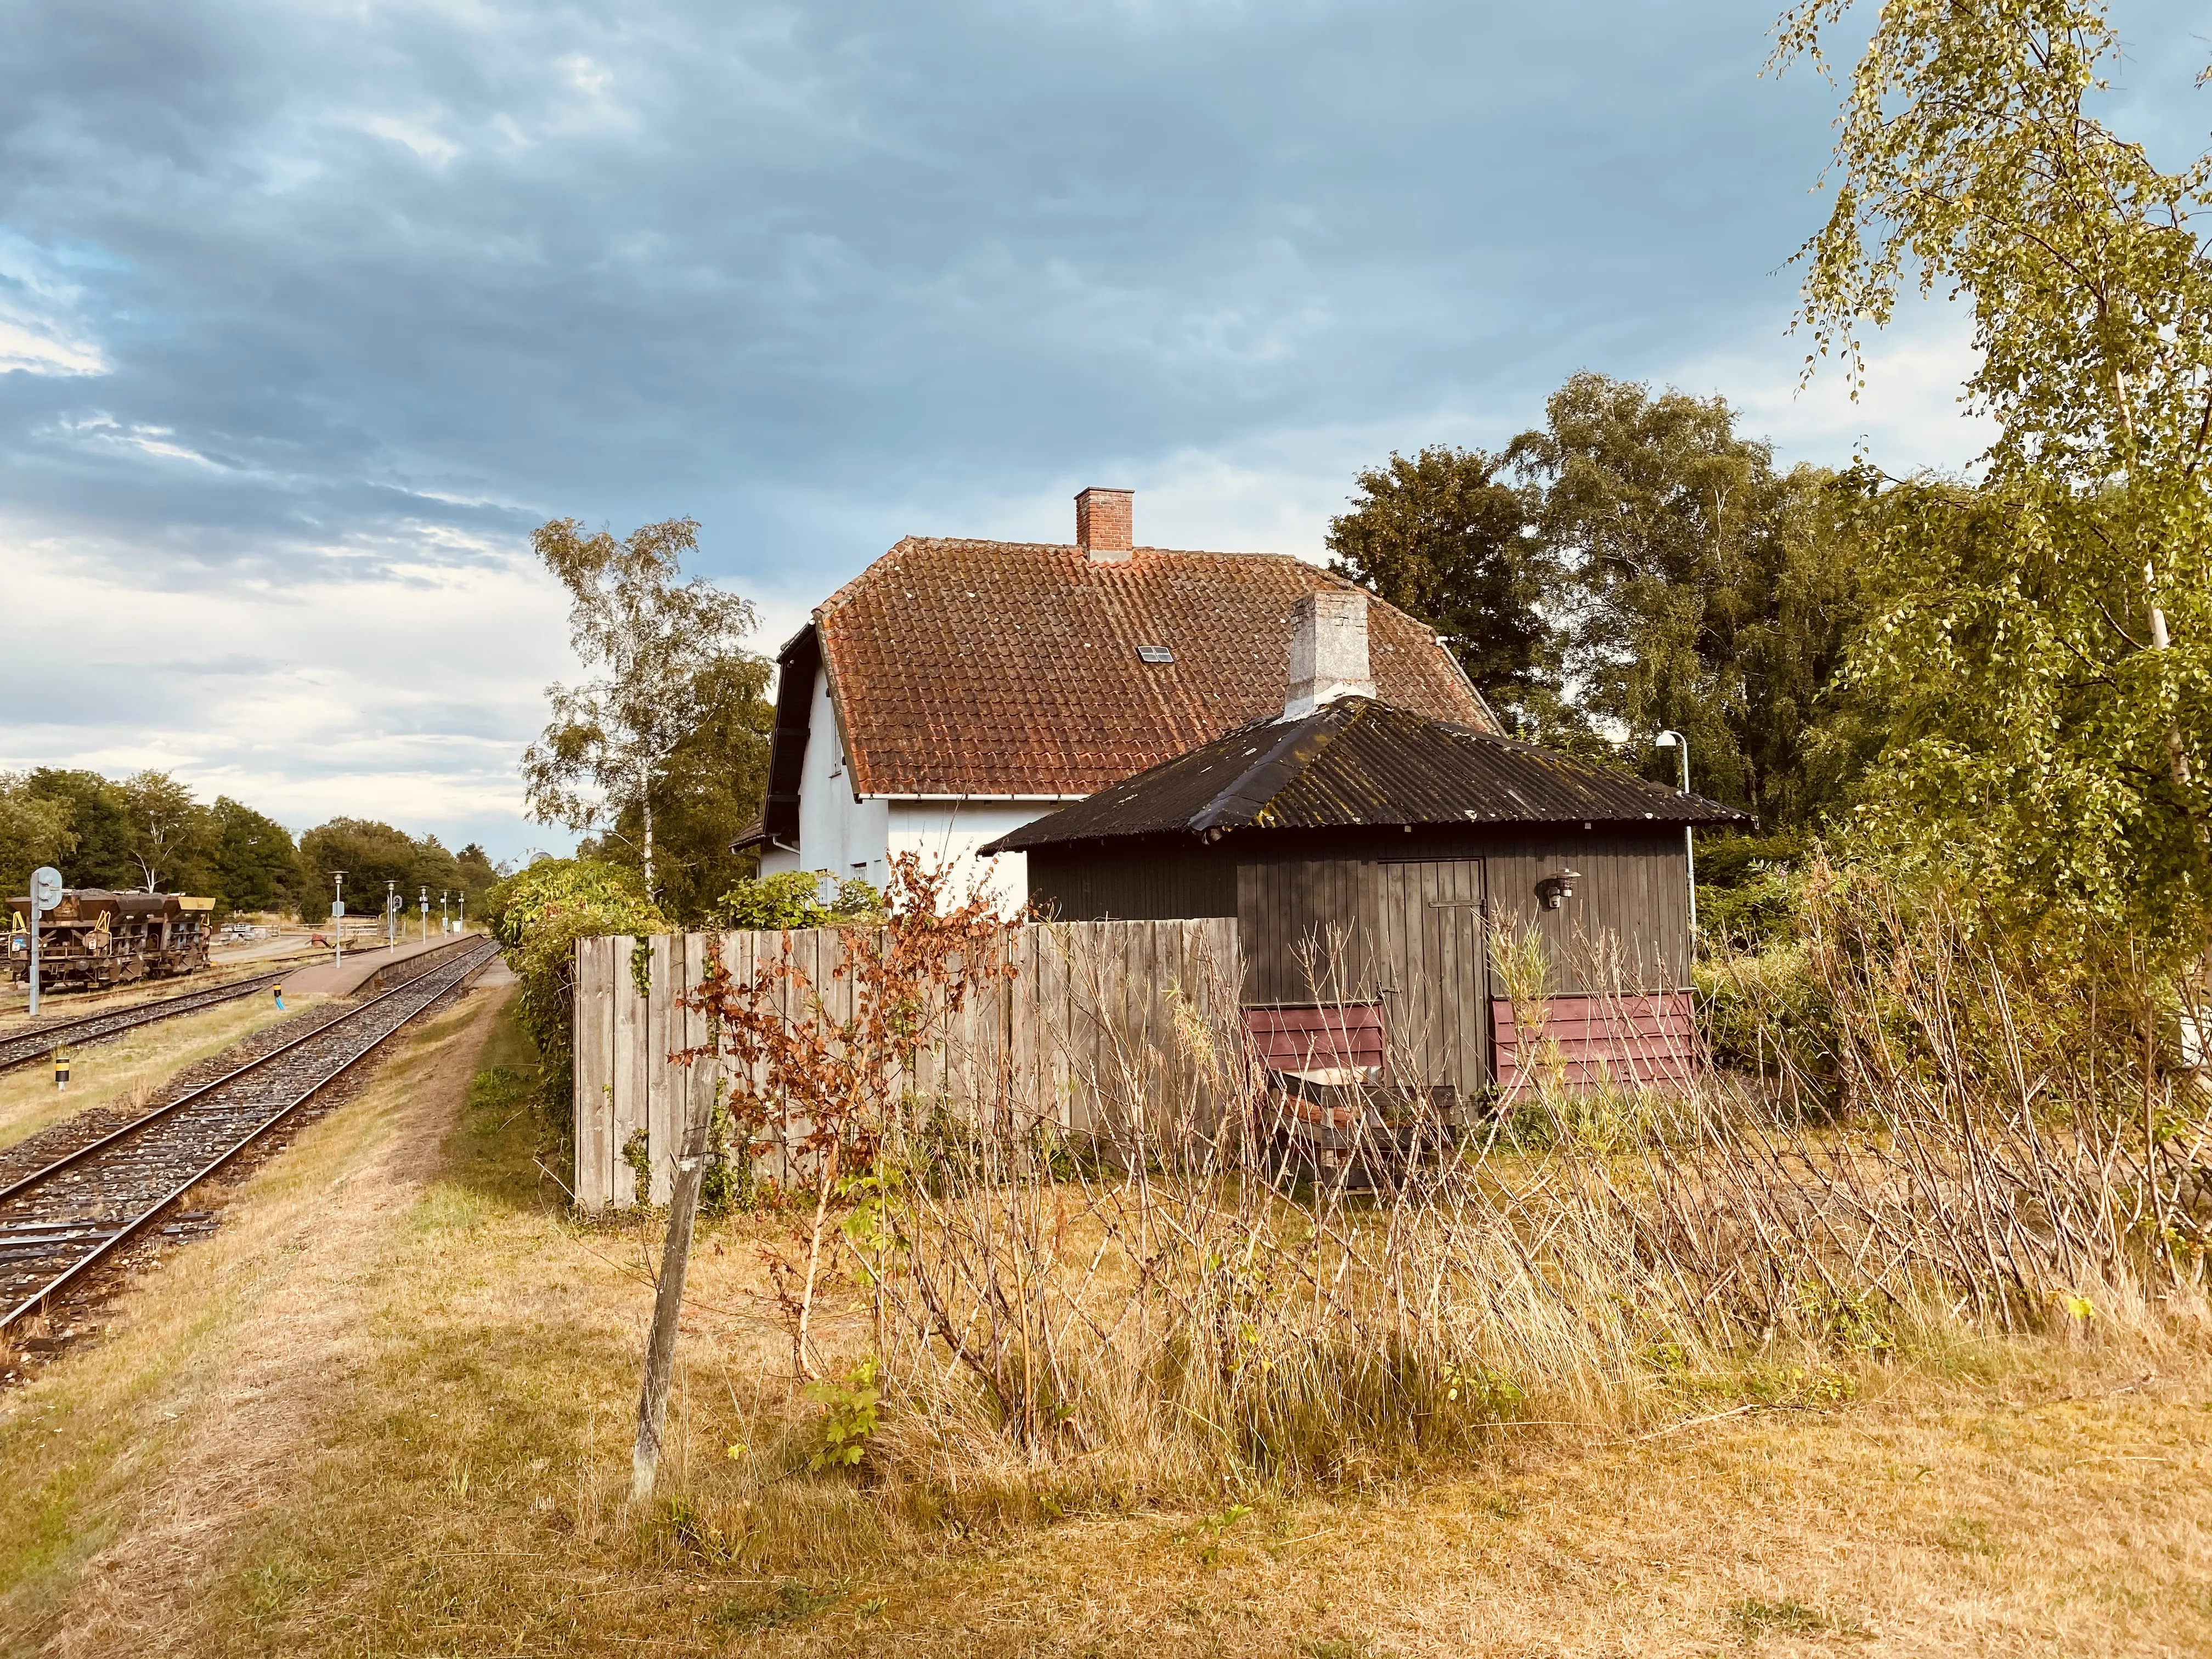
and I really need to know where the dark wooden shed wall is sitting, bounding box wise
[1024,823,1690,995]
[1024,843,1236,923]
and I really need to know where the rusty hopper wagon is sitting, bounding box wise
[5,890,217,989]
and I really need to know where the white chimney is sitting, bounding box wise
[1283,590,1374,719]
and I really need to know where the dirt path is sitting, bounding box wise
[36,983,511,1657]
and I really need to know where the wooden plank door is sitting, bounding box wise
[1374,859,1489,1100]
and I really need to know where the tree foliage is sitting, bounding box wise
[111,770,207,892]
[1324,445,1561,731]
[714,871,882,930]
[1779,0,2212,957]
[6,769,489,924]
[1506,373,1875,822]
[1333,377,1879,828]
[523,517,771,913]
[23,769,138,891]
[208,797,302,915]
[484,857,667,1139]
[0,776,74,905]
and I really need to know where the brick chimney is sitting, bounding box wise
[1283,589,1374,719]
[1075,487,1133,562]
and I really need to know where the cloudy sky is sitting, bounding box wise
[3,2,2205,862]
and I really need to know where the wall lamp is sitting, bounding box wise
[1534,868,1582,911]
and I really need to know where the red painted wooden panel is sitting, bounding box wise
[1244,1003,1387,1071]
[1490,992,1696,1089]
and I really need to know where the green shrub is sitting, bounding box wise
[1695,831,1812,953]
[482,857,667,1149]
[1696,941,1839,1107]
[713,871,881,930]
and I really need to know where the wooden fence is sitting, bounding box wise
[571,918,1240,1210]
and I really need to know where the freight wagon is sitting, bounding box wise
[5,889,216,988]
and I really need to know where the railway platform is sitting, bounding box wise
[285,933,483,997]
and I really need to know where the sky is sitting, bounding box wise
[3,1,2207,864]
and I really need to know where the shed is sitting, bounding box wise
[982,672,1749,1100]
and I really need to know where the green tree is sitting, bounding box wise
[456,843,504,916]
[522,517,771,913]
[483,857,667,1133]
[297,817,425,921]
[1324,445,1564,732]
[208,797,302,915]
[1506,373,1871,824]
[578,656,775,923]
[1779,0,2212,954]
[110,770,214,893]
[24,769,136,890]
[0,775,75,904]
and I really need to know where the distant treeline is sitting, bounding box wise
[0,768,505,921]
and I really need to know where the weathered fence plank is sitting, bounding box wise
[572,917,1241,1210]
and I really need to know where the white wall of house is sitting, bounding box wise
[888,801,1041,912]
[758,665,1069,912]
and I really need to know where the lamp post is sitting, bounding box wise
[332,872,346,968]
[1654,730,1697,945]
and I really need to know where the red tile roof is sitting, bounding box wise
[814,538,1497,799]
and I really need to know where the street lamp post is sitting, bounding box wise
[1654,730,1697,945]
[332,872,346,968]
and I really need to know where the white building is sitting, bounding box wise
[734,488,1496,911]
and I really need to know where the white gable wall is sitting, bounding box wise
[759,664,1067,914]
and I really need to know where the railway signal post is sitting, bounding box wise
[27,866,60,1018]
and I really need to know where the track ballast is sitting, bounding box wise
[0,938,501,1334]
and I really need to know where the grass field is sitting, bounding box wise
[0,985,2206,1656]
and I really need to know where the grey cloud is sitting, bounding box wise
[3,0,2203,857]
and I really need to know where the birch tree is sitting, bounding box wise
[1779,0,2212,953]
[522,517,761,905]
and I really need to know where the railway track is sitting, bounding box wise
[0,972,288,1075]
[0,938,501,1335]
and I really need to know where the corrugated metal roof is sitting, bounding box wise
[982,698,1752,851]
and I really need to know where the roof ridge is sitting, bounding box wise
[1190,701,1362,833]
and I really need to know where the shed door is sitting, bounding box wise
[1374,859,1489,1101]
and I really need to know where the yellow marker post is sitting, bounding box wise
[52,1048,69,1092]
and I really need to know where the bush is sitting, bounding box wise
[1696,941,1839,1106]
[483,857,667,1146]
[1695,830,1812,954]
[713,872,881,930]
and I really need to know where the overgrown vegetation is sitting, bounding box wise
[482,857,665,1144]
[713,871,882,931]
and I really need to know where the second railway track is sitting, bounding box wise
[0,971,294,1074]
[0,938,502,1336]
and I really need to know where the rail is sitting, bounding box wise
[0,973,285,1075]
[0,935,486,1075]
[0,938,501,1334]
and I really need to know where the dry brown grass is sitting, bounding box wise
[0,993,324,1154]
[0,989,2199,1655]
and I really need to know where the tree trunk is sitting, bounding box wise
[629,1085,711,1504]
[2145,579,2192,788]
[640,764,657,902]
